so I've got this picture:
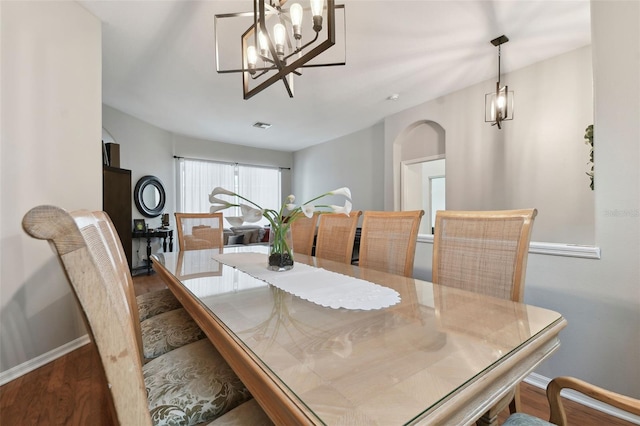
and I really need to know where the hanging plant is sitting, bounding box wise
[584,124,594,190]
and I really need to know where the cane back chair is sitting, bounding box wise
[432,208,537,418]
[22,206,259,425]
[315,211,362,264]
[358,210,424,277]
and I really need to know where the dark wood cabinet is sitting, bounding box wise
[103,166,132,269]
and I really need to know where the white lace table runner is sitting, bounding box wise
[211,252,400,310]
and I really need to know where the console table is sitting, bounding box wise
[132,229,173,275]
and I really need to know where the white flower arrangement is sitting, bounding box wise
[209,187,352,269]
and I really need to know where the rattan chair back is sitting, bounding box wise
[175,212,224,251]
[290,212,319,256]
[359,210,424,277]
[432,209,537,302]
[315,211,362,264]
[23,205,152,425]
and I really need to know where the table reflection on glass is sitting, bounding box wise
[152,247,566,425]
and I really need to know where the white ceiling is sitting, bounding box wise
[81,0,591,152]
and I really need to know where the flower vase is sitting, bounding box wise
[268,226,294,271]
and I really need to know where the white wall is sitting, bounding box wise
[173,133,294,204]
[305,5,639,398]
[518,4,640,398]
[173,134,293,169]
[386,46,595,245]
[0,1,101,372]
[103,107,294,267]
[103,105,175,268]
[293,123,385,211]
[2,0,636,401]
[583,0,639,396]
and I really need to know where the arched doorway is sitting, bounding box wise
[396,120,446,234]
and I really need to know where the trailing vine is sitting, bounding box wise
[584,124,594,190]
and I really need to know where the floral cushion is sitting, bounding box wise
[142,308,205,360]
[137,288,182,322]
[208,399,273,425]
[144,339,252,426]
[502,413,553,426]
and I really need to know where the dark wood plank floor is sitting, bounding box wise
[1,275,635,425]
[0,342,116,425]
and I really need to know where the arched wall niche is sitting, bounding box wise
[397,120,446,161]
[395,120,446,234]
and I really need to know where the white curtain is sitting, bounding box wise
[178,159,235,213]
[238,165,281,226]
[178,159,281,227]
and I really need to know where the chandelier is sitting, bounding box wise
[214,0,346,100]
[485,35,514,129]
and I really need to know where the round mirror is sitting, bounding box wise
[134,175,166,218]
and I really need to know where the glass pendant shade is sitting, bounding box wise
[484,35,513,129]
[485,85,514,125]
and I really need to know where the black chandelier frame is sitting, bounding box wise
[215,0,345,99]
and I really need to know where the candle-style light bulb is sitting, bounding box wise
[273,23,286,58]
[258,31,269,57]
[246,45,257,74]
[310,0,324,32]
[290,3,303,40]
[496,86,508,121]
[310,0,324,17]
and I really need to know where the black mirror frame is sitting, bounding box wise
[134,175,166,218]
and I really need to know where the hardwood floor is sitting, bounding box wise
[0,342,116,425]
[1,274,635,426]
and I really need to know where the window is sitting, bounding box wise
[178,158,281,227]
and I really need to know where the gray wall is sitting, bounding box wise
[293,5,639,398]
[2,0,637,402]
[103,105,175,268]
[103,105,294,268]
[173,133,293,212]
[293,123,385,211]
[1,1,101,373]
[2,22,293,373]
[173,133,293,170]
[385,46,595,245]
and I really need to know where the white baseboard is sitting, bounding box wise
[525,373,640,425]
[417,235,601,260]
[528,242,601,259]
[0,334,90,386]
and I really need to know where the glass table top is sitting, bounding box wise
[153,247,564,425]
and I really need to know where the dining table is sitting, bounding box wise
[151,246,566,426]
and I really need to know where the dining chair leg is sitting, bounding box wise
[509,384,521,413]
[476,409,499,426]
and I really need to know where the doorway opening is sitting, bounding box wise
[401,156,445,234]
